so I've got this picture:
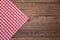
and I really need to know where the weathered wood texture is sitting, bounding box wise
[10,37,60,40]
[12,0,60,2]
[10,0,60,40]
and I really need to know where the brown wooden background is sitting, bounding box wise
[10,0,60,40]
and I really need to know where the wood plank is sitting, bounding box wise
[13,29,60,38]
[12,0,60,2]
[21,16,60,30]
[22,9,60,17]
[13,3,60,10]
[10,37,60,40]
[12,17,60,38]
[22,23,60,30]
[11,3,60,16]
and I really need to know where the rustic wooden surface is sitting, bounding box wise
[10,0,60,40]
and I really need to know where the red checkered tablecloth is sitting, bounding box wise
[0,0,28,40]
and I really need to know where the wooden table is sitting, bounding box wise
[10,0,60,40]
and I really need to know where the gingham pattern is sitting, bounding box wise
[0,0,28,40]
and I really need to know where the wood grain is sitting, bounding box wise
[10,0,60,40]
[12,2,60,16]
[12,0,60,2]
[10,37,60,40]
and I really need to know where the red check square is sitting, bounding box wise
[0,0,28,40]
